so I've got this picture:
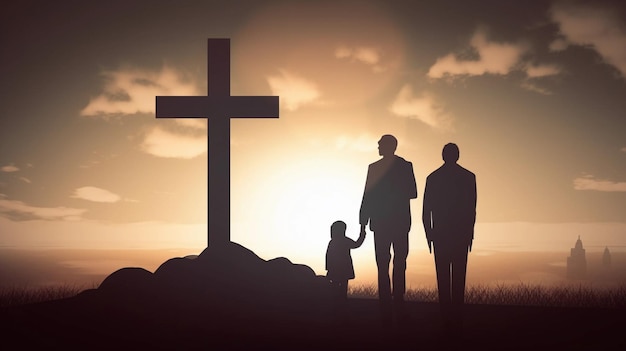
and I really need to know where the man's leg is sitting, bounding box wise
[391,231,409,300]
[374,232,392,324]
[451,245,469,330]
[374,232,392,302]
[451,245,469,305]
[434,244,453,328]
[391,231,409,324]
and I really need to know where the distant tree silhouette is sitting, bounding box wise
[359,134,417,325]
[422,143,476,336]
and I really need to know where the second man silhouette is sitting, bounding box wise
[422,143,477,335]
[360,134,417,324]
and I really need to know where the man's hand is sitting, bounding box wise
[360,224,367,236]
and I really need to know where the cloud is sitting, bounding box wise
[551,3,626,77]
[389,85,452,130]
[520,81,553,95]
[19,177,32,184]
[141,126,207,159]
[81,66,201,117]
[267,70,320,111]
[335,134,378,152]
[80,63,209,164]
[0,197,86,221]
[335,45,386,72]
[428,29,528,78]
[526,64,562,78]
[335,46,352,59]
[71,186,121,203]
[519,64,562,95]
[1,164,19,172]
[173,119,207,130]
[574,175,626,192]
[549,38,569,52]
[267,70,321,111]
[79,160,100,169]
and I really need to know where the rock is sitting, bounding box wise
[98,267,154,295]
[94,240,333,320]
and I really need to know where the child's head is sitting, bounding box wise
[330,220,347,239]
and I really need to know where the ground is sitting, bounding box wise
[1,294,623,350]
[2,242,624,350]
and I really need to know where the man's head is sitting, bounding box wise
[378,134,397,157]
[331,220,347,239]
[442,143,460,163]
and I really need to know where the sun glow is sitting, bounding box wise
[243,155,366,272]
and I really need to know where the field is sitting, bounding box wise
[0,284,92,308]
[3,242,625,350]
[2,282,624,350]
[3,282,626,309]
[352,283,626,308]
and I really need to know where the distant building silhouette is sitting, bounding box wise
[602,246,611,268]
[566,236,586,279]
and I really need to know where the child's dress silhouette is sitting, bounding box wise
[326,234,365,283]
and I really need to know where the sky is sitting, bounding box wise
[1,0,626,288]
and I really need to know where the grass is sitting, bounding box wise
[349,283,626,309]
[2,282,626,309]
[0,284,92,309]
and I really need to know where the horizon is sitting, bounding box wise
[1,1,626,290]
[2,230,626,290]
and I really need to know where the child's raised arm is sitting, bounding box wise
[351,230,366,249]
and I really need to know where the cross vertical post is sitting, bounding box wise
[156,39,279,247]
[208,39,231,248]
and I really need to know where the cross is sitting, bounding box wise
[156,38,279,247]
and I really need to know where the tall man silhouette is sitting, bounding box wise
[422,143,476,334]
[360,134,417,324]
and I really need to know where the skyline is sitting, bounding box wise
[1,0,626,287]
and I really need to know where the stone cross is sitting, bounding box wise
[156,38,279,247]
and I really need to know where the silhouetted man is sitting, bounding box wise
[422,143,476,335]
[360,134,417,324]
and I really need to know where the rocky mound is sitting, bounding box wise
[83,241,334,323]
[1,242,341,348]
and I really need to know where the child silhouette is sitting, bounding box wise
[325,220,366,301]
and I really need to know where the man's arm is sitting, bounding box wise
[359,165,372,231]
[469,173,477,252]
[471,173,477,227]
[422,177,433,253]
[407,161,418,199]
[325,243,330,271]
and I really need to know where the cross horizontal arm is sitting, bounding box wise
[156,96,279,118]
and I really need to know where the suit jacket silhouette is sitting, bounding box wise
[422,163,476,245]
[360,155,417,233]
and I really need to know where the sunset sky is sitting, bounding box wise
[1,0,625,288]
